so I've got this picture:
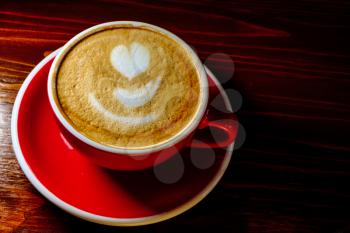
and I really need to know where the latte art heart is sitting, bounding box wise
[102,42,162,122]
[108,43,161,120]
[110,42,150,80]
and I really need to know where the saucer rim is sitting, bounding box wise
[11,50,234,226]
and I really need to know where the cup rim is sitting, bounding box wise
[47,21,208,155]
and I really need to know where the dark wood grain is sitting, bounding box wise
[1,0,350,232]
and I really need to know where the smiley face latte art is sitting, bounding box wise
[56,27,200,148]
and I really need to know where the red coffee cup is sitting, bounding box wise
[47,21,238,170]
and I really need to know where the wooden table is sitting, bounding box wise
[1,0,350,232]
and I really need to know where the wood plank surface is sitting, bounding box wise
[1,0,350,232]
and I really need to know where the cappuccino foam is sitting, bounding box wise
[56,27,200,148]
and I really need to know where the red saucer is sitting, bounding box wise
[11,50,234,226]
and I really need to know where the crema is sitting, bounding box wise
[56,27,200,148]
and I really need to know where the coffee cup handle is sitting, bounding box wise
[187,108,238,149]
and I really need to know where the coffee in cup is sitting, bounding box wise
[50,23,206,149]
